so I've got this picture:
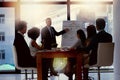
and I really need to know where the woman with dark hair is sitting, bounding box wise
[64,29,86,80]
[28,27,43,57]
[70,29,86,50]
[86,25,97,46]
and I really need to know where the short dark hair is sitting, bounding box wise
[96,18,105,30]
[28,27,40,40]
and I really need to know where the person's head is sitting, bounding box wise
[28,27,40,40]
[15,21,27,34]
[46,18,52,26]
[87,25,96,38]
[96,18,106,31]
[77,29,86,45]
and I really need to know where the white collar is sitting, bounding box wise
[97,29,104,33]
[18,31,24,37]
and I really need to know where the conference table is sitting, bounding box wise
[36,49,83,80]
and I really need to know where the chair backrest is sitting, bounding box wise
[12,46,36,70]
[96,43,114,66]
[12,46,21,69]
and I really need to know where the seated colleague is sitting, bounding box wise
[28,27,44,57]
[85,25,97,47]
[65,29,86,80]
[70,29,86,50]
[83,18,112,80]
[13,21,36,67]
[83,25,97,65]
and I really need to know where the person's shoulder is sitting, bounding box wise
[42,26,47,29]
[98,30,108,35]
[97,30,112,37]
[98,30,112,41]
[106,31,112,35]
[106,32,112,40]
[104,31,112,37]
[51,26,54,29]
[50,26,56,31]
[15,32,22,37]
[41,26,47,31]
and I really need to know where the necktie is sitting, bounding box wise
[50,27,54,37]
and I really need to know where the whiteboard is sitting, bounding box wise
[61,21,84,48]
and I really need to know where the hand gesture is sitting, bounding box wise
[64,28,69,32]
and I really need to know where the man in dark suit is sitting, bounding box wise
[14,21,36,67]
[41,18,69,50]
[83,18,112,80]
[41,18,69,80]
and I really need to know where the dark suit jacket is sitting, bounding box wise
[13,32,36,67]
[86,30,112,65]
[41,26,66,49]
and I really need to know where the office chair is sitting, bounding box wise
[12,46,36,80]
[91,43,114,80]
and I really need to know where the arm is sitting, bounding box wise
[52,27,69,36]
[32,40,44,50]
[70,39,82,49]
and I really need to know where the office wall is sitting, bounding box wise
[113,0,120,79]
